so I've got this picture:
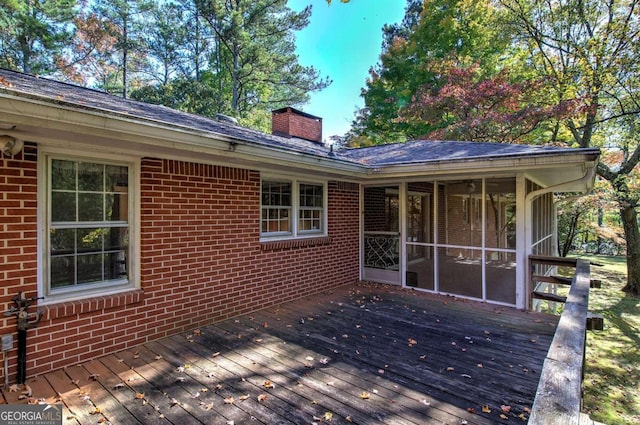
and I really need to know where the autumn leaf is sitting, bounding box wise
[224,397,234,404]
[482,405,492,413]
[193,329,201,336]
[257,394,268,402]
[90,407,101,415]
[359,391,370,399]
[89,374,100,381]
[135,392,145,399]
[501,405,512,413]
[22,384,33,397]
[408,338,417,347]
[446,367,455,372]
[8,384,19,392]
[346,416,353,422]
[324,411,334,421]
[239,394,250,401]
[467,407,476,414]
[500,413,509,420]
[263,381,274,389]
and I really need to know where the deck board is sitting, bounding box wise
[1,283,557,424]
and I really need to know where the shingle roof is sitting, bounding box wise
[0,68,599,167]
[339,139,599,166]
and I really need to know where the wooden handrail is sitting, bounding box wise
[528,259,591,425]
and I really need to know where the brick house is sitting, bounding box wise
[0,69,599,383]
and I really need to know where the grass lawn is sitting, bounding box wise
[574,254,640,425]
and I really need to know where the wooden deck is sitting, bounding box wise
[1,283,558,425]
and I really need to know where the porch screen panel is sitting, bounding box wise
[438,247,482,298]
[406,183,434,289]
[484,178,517,303]
[364,187,399,270]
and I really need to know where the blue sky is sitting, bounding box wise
[288,0,406,141]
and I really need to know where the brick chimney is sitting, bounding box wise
[271,107,323,144]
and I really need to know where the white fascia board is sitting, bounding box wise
[364,155,598,181]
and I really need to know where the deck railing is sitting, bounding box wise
[528,257,591,425]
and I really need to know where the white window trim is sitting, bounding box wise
[37,147,140,305]
[260,176,328,241]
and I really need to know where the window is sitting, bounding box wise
[261,178,326,239]
[42,154,137,301]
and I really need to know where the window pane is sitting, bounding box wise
[51,160,76,191]
[78,228,104,253]
[50,256,75,288]
[106,165,128,190]
[105,227,128,251]
[78,193,104,221]
[78,162,103,191]
[77,253,104,284]
[51,192,76,222]
[106,191,128,221]
[105,252,127,280]
[50,228,75,255]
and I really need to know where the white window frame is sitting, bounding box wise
[260,176,327,240]
[38,148,140,304]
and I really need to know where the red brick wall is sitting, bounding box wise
[0,155,360,381]
[0,144,38,384]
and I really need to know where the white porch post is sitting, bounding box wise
[515,173,529,309]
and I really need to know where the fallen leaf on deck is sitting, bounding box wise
[477,363,484,368]
[22,384,32,397]
[113,383,125,390]
[467,407,476,414]
[263,322,269,328]
[263,381,274,389]
[71,379,80,385]
[176,377,186,382]
[89,374,99,381]
[239,394,249,401]
[135,392,145,399]
[155,355,163,360]
[224,397,235,404]
[482,405,491,413]
[319,358,329,364]
[90,407,101,415]
[501,405,511,413]
[324,411,333,421]
[193,329,201,335]
[8,384,19,392]
[408,338,417,347]
[359,391,370,399]
[346,416,352,422]
[446,367,455,372]
[258,394,268,402]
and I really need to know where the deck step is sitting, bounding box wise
[532,291,567,303]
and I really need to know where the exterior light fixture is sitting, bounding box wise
[0,135,24,156]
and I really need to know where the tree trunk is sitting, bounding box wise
[620,204,640,295]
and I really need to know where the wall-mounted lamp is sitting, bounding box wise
[0,135,24,156]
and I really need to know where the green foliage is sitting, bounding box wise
[0,0,76,74]
[578,255,640,424]
[349,0,508,145]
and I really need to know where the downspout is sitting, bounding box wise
[523,163,597,309]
